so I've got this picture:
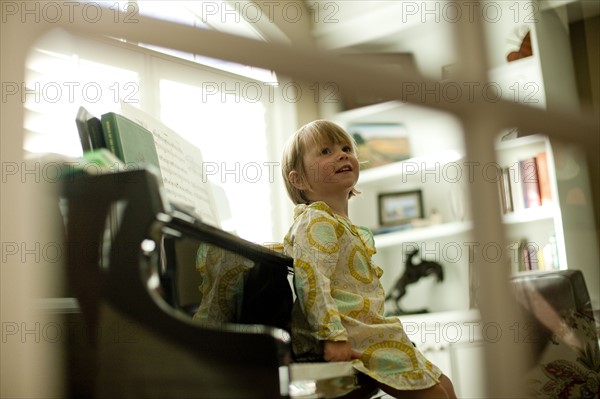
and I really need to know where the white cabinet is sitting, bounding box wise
[448,341,486,398]
[401,310,486,398]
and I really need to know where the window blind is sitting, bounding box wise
[24,28,277,242]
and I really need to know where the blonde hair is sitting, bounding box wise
[281,120,360,205]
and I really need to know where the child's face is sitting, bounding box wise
[300,139,359,202]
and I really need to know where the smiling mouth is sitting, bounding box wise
[336,165,353,173]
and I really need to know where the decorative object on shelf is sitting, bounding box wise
[339,53,417,110]
[384,249,444,316]
[378,189,423,227]
[429,209,442,225]
[411,208,443,228]
[543,233,560,270]
[349,123,411,170]
[506,28,533,62]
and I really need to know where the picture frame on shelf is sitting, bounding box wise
[378,190,424,227]
[349,123,411,170]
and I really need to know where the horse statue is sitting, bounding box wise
[385,249,444,315]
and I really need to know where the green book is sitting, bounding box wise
[101,112,162,178]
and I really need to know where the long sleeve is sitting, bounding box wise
[286,205,348,342]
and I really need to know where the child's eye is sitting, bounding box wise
[320,147,331,155]
[342,145,352,153]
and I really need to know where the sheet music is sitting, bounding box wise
[120,103,220,227]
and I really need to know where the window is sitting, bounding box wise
[156,59,276,242]
[24,29,143,156]
[24,28,279,243]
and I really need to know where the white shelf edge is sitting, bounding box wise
[502,205,557,224]
[357,149,464,185]
[495,133,548,151]
[374,221,472,249]
[374,206,555,249]
[488,55,539,78]
[333,100,453,126]
[333,100,405,123]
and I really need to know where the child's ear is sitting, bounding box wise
[288,170,308,191]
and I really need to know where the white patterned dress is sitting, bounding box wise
[284,201,442,390]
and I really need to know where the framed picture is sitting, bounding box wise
[348,123,411,170]
[378,190,424,227]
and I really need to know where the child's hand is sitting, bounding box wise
[323,341,361,362]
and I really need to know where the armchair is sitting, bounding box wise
[510,269,600,398]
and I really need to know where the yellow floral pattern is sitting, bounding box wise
[284,201,442,390]
[193,243,253,324]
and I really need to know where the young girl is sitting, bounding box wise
[281,120,457,398]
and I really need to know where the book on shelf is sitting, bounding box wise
[499,151,552,216]
[535,152,552,206]
[546,233,560,270]
[519,240,539,271]
[498,167,514,214]
[536,249,546,271]
[507,163,525,213]
[519,157,541,208]
[517,236,559,272]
